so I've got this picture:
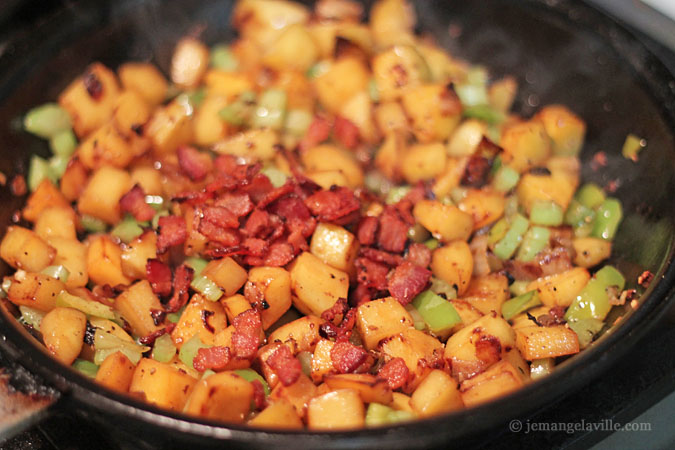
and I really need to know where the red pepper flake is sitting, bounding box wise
[638,270,654,288]
[377,357,410,391]
[193,346,232,372]
[590,151,608,171]
[266,345,302,386]
[10,174,26,196]
[83,70,103,100]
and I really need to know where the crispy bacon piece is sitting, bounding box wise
[376,209,409,253]
[357,216,379,246]
[193,346,232,372]
[321,297,348,323]
[198,220,241,246]
[243,209,272,238]
[215,192,253,217]
[270,196,316,237]
[257,182,295,209]
[242,173,275,204]
[536,247,572,276]
[304,186,360,223]
[266,345,302,387]
[299,115,332,151]
[263,241,296,266]
[355,257,389,290]
[360,247,403,266]
[213,154,239,176]
[504,259,542,281]
[475,335,502,366]
[331,341,369,374]
[146,259,172,297]
[172,189,213,206]
[166,264,194,313]
[232,309,262,359]
[138,323,175,345]
[334,116,360,149]
[351,283,374,306]
[461,155,492,188]
[157,215,188,254]
[406,243,432,268]
[177,146,210,181]
[336,308,357,340]
[120,184,155,222]
[242,237,268,257]
[388,261,431,306]
[251,380,267,410]
[377,357,410,390]
[201,205,240,229]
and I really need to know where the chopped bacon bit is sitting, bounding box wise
[138,323,175,345]
[388,261,431,306]
[503,259,542,281]
[360,247,403,266]
[256,182,295,209]
[406,243,432,268]
[193,346,232,372]
[638,270,654,288]
[351,283,374,306]
[0,171,6,186]
[357,216,379,246]
[146,259,173,297]
[536,247,573,276]
[304,186,360,223]
[270,196,315,237]
[241,173,274,204]
[172,189,213,206]
[201,205,240,229]
[377,358,410,390]
[83,70,103,100]
[251,379,267,410]
[440,86,462,116]
[475,136,503,159]
[201,309,215,333]
[213,154,239,176]
[266,345,302,387]
[475,335,502,365]
[232,309,262,359]
[166,264,194,313]
[299,115,332,152]
[157,215,187,254]
[120,184,156,222]
[333,116,360,149]
[263,241,296,266]
[198,220,241,246]
[319,322,338,340]
[618,289,638,306]
[376,208,409,253]
[590,151,608,171]
[461,155,492,188]
[10,175,26,196]
[215,192,253,217]
[243,209,272,238]
[331,341,368,374]
[177,146,210,181]
[321,297,348,323]
[355,257,389,290]
[242,237,268,257]
[336,308,357,340]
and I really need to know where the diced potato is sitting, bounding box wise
[432,157,469,199]
[449,299,483,333]
[34,206,77,241]
[290,252,349,318]
[502,347,530,382]
[374,132,406,182]
[87,235,132,287]
[310,223,359,275]
[370,0,416,47]
[120,231,158,280]
[372,45,429,101]
[374,101,410,137]
[263,24,319,72]
[0,226,55,272]
[401,142,447,183]
[172,294,228,348]
[40,307,86,365]
[391,392,414,412]
[202,257,248,296]
[183,206,208,257]
[78,166,132,224]
[48,237,88,288]
[431,241,474,296]
[233,0,310,48]
[130,166,163,196]
[458,189,506,230]
[446,119,487,157]
[58,63,121,137]
[118,62,168,107]
[6,273,65,312]
[488,76,518,113]
[302,144,364,188]
[274,70,316,111]
[517,171,577,214]
[536,105,586,156]
[129,358,197,411]
[460,360,524,408]
[268,315,324,354]
[170,37,209,89]
[184,371,254,422]
[114,90,151,138]
[410,369,463,417]
[324,374,393,405]
[221,294,252,323]
[573,238,612,268]
[210,326,254,371]
[379,329,444,391]
[315,58,370,114]
[402,84,461,143]
[501,121,551,173]
[247,267,292,330]
[115,280,162,337]
[412,200,473,243]
[527,267,590,308]
[212,128,278,162]
[460,272,509,315]
[269,374,318,418]
[307,389,365,430]
[417,42,466,83]
[510,306,549,331]
[311,339,336,383]
[257,342,287,388]
[23,179,71,223]
[76,123,134,170]
[306,170,350,189]
[340,91,379,144]
[145,100,193,155]
[516,325,580,360]
[356,297,413,350]
[249,399,304,429]
[204,70,255,100]
[95,351,135,393]
[60,157,89,202]
[193,96,230,146]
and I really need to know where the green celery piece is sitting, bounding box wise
[145,195,165,211]
[501,290,542,320]
[530,201,563,226]
[509,280,530,297]
[234,369,271,396]
[564,265,625,321]
[179,335,210,369]
[252,89,287,130]
[455,84,489,108]
[387,410,415,423]
[19,306,45,331]
[595,265,625,290]
[40,265,70,282]
[567,318,604,349]
[488,217,509,245]
[529,358,554,380]
[366,403,393,427]
[407,224,430,243]
[49,129,77,157]
[72,359,99,378]
[462,104,505,125]
[424,238,439,250]
[493,214,529,260]
[219,91,256,126]
[81,215,108,233]
[411,290,462,334]
[28,155,57,191]
[94,347,143,366]
[48,155,69,179]
[191,275,224,302]
[564,199,595,228]
[591,198,622,241]
[574,221,594,238]
[111,216,144,244]
[386,185,411,204]
[24,103,72,139]
[404,304,427,331]
[167,305,186,324]
[575,183,606,209]
[492,166,520,193]
[93,329,148,365]
[184,257,209,277]
[450,187,468,204]
[504,195,520,218]
[306,61,330,79]
[152,210,170,229]
[152,333,177,363]
[56,291,115,319]
[261,167,289,188]
[187,88,206,109]
[516,226,550,262]
[210,45,239,71]
[368,78,380,102]
[621,134,645,162]
[284,109,313,137]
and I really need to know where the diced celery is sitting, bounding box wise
[454,84,489,108]
[575,183,606,209]
[365,403,415,427]
[49,129,77,157]
[591,198,622,241]
[564,265,625,322]
[190,275,224,302]
[296,351,313,378]
[567,318,604,349]
[306,61,330,79]
[111,216,144,244]
[261,167,288,188]
[167,306,185,324]
[284,109,313,137]
[529,201,563,226]
[564,199,595,228]
[210,44,239,71]
[493,214,529,260]
[405,304,427,331]
[94,347,143,366]
[23,103,72,139]
[48,155,69,179]
[81,215,108,233]
[252,89,287,130]
[234,369,271,396]
[151,333,177,363]
[492,166,520,193]
[28,155,57,191]
[56,291,115,319]
[411,290,462,334]
[621,134,645,162]
[429,277,457,300]
[407,224,430,243]
[186,88,206,109]
[450,187,468,204]
[219,91,256,126]
[19,305,45,331]
[530,358,554,380]
[72,359,99,378]
[94,329,148,365]
[184,257,208,277]
[424,238,439,250]
[501,290,542,320]
[368,78,380,102]
[386,185,411,204]
[179,335,210,369]
[516,226,550,262]
[488,217,509,245]
[387,410,415,423]
[40,265,70,282]
[504,195,520,218]
[462,104,505,125]
[595,265,625,290]
[509,280,530,297]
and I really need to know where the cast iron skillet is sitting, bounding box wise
[0,0,674,448]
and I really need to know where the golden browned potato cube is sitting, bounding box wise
[59,157,89,202]
[502,346,530,382]
[374,101,410,137]
[115,280,163,338]
[0,226,55,272]
[87,235,132,287]
[501,121,551,173]
[509,306,549,331]
[517,171,577,214]
[58,63,121,138]
[431,241,474,296]
[78,166,132,224]
[34,206,77,241]
[77,123,134,170]
[410,369,463,417]
[273,70,315,111]
[412,200,474,243]
[432,157,469,199]
[460,360,524,408]
[310,223,360,274]
[301,144,364,188]
[402,84,461,143]
[572,237,612,268]
[144,100,193,156]
[315,58,370,114]
[113,90,151,137]
[172,294,228,349]
[129,358,197,411]
[193,96,231,146]
[391,392,414,412]
[249,399,304,429]
[526,267,591,308]
[370,0,416,47]
[446,119,487,157]
[202,257,248,296]
[120,231,158,280]
[311,339,336,383]
[95,351,136,393]
[233,0,310,48]
[118,62,168,107]
[307,389,365,430]
[48,237,88,288]
[306,170,350,189]
[130,166,163,196]
[247,267,292,330]
[515,325,580,360]
[40,307,86,365]
[170,37,209,89]
[221,294,253,323]
[324,374,393,405]
[184,371,254,422]
[401,142,447,183]
[488,76,518,113]
[23,179,71,223]
[6,273,65,312]
[460,272,510,315]
[356,296,413,350]
[536,105,586,156]
[458,189,506,230]
[213,128,279,162]
[449,299,483,333]
[263,24,319,72]
[341,91,379,144]
[269,374,318,418]
[379,329,444,391]
[290,252,349,318]
[268,315,324,354]
[374,132,406,182]
[372,45,430,102]
[204,70,255,100]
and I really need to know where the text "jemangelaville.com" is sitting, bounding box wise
[509,419,652,434]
